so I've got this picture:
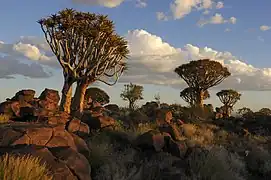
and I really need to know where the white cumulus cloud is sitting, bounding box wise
[170,0,224,19]
[260,25,271,31]
[156,12,169,21]
[123,29,271,91]
[71,0,125,8]
[2,30,271,91]
[136,0,147,8]
[197,13,237,27]
[216,1,224,9]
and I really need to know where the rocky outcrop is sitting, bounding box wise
[82,112,116,131]
[0,88,61,121]
[134,130,187,158]
[155,108,173,126]
[0,122,91,180]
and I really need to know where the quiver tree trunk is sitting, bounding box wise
[197,90,205,109]
[72,79,94,117]
[60,76,75,114]
[224,105,232,118]
[129,101,134,111]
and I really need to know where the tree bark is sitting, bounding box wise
[72,79,93,117]
[225,105,231,117]
[60,76,74,114]
[197,90,204,109]
[129,100,134,111]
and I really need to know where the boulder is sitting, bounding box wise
[156,109,173,126]
[158,124,183,141]
[0,101,20,117]
[82,112,116,131]
[0,123,89,157]
[38,88,60,111]
[66,118,90,136]
[0,145,91,180]
[104,104,120,113]
[11,89,35,103]
[134,130,187,158]
[0,122,91,180]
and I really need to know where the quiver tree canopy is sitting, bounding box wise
[38,8,129,84]
[216,89,241,107]
[175,59,230,108]
[84,87,110,106]
[180,87,210,106]
[175,59,231,90]
[216,89,241,117]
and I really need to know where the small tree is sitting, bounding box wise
[175,59,230,108]
[84,87,110,107]
[120,83,143,110]
[257,108,271,116]
[180,87,210,107]
[154,93,161,107]
[237,107,253,118]
[216,89,241,117]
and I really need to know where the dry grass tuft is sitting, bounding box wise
[0,153,52,180]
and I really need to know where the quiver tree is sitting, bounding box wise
[39,8,129,115]
[120,83,143,110]
[70,13,129,115]
[180,87,210,107]
[175,59,231,108]
[84,87,110,109]
[216,89,241,117]
[38,9,89,113]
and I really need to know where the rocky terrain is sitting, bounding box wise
[0,88,271,180]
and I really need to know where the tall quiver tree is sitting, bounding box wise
[180,87,210,107]
[175,59,230,108]
[216,89,241,117]
[38,9,119,113]
[71,15,129,115]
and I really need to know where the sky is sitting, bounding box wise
[0,0,271,111]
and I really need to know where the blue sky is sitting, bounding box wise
[0,0,271,111]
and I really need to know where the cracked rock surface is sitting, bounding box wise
[0,123,91,180]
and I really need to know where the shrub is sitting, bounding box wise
[0,114,9,124]
[245,147,271,177]
[0,153,52,180]
[187,146,247,180]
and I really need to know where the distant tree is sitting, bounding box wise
[154,93,161,107]
[84,87,110,107]
[38,9,129,115]
[180,87,210,107]
[175,59,230,108]
[120,83,143,110]
[237,107,253,118]
[216,89,241,117]
[257,108,271,116]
